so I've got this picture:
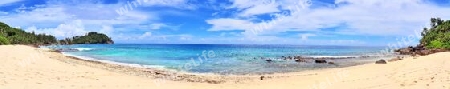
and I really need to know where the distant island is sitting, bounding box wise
[0,22,113,45]
[59,32,114,45]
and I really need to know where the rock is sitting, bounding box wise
[265,59,273,63]
[281,56,286,60]
[314,60,327,63]
[206,80,223,84]
[375,60,387,64]
[294,56,302,60]
[417,50,432,56]
[432,49,448,52]
[260,76,265,80]
[155,72,162,75]
[396,48,414,55]
[328,62,335,65]
[388,56,402,62]
[295,59,307,62]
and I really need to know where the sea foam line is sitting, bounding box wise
[60,52,167,70]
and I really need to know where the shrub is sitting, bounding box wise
[0,36,10,45]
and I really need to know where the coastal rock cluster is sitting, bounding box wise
[395,45,448,56]
[260,56,359,64]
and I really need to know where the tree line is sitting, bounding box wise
[420,18,450,49]
[0,22,113,45]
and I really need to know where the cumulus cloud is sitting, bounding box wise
[139,32,152,39]
[1,0,165,41]
[207,0,450,37]
[25,20,87,38]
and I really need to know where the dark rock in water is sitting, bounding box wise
[314,60,327,63]
[294,56,302,60]
[265,59,273,63]
[295,59,307,62]
[375,60,387,64]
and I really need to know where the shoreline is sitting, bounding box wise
[3,45,450,89]
[42,45,398,84]
[50,46,400,74]
[46,46,404,82]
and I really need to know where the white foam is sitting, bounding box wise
[74,48,95,51]
[305,56,359,58]
[60,52,167,69]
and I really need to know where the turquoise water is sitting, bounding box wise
[44,44,393,75]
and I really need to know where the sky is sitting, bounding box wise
[0,0,450,46]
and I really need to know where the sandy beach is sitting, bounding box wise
[1,45,450,89]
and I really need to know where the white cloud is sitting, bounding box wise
[139,32,152,39]
[0,0,21,6]
[25,20,87,38]
[208,0,450,37]
[228,0,281,17]
[1,1,164,41]
[238,3,280,17]
[206,18,256,31]
[141,0,197,10]
[1,6,73,27]
[149,23,167,30]
[300,33,316,40]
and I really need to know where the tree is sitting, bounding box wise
[65,32,113,44]
[420,18,450,49]
[0,22,57,45]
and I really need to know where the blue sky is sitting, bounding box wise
[0,0,450,46]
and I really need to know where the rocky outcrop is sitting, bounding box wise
[395,47,414,55]
[395,45,448,56]
[416,50,432,56]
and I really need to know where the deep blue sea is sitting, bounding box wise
[44,44,395,75]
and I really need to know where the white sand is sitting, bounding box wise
[1,45,449,89]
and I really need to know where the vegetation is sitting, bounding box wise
[0,22,57,45]
[61,32,114,44]
[0,36,10,45]
[0,22,113,45]
[420,18,450,49]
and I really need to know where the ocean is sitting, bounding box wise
[44,44,395,75]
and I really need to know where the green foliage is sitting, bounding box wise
[0,22,113,45]
[428,40,443,48]
[0,36,10,45]
[420,18,450,49]
[0,22,57,45]
[66,32,114,44]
